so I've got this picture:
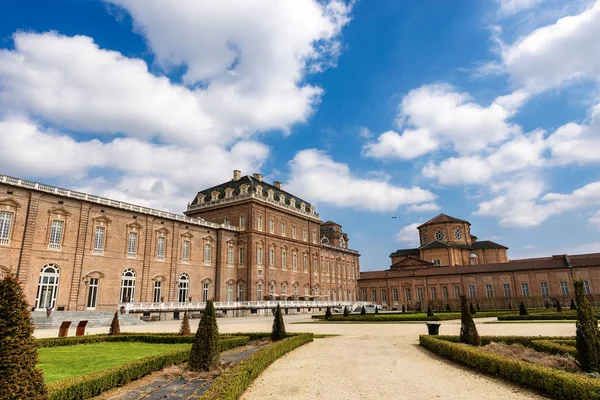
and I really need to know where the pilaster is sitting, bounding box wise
[17,192,41,285]
[69,202,91,310]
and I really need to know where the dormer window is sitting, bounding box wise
[255,185,263,196]
[225,188,234,198]
[197,194,205,204]
[211,191,220,201]
[279,194,286,204]
[240,184,249,195]
[300,202,306,211]
[290,198,296,208]
[267,190,274,200]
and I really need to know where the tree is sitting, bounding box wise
[427,304,434,318]
[545,300,550,309]
[360,306,366,315]
[508,302,512,310]
[469,302,476,315]
[519,302,528,316]
[557,301,563,312]
[574,280,600,373]
[343,306,349,317]
[571,298,577,310]
[401,304,406,313]
[446,303,451,312]
[417,303,422,312]
[271,304,286,341]
[109,311,120,335]
[0,275,47,399]
[476,302,481,311]
[459,295,481,346]
[325,306,333,319]
[179,311,191,335]
[375,306,379,314]
[189,299,220,372]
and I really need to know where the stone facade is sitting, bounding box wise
[0,172,359,311]
[359,213,600,310]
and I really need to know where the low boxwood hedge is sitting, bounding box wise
[46,336,249,400]
[199,333,314,400]
[530,340,578,358]
[420,335,600,400]
[497,313,590,321]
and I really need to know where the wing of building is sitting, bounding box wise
[358,213,600,309]
[0,171,359,312]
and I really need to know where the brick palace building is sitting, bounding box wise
[0,171,360,311]
[358,214,600,310]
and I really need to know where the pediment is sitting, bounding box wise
[390,255,432,269]
[181,231,194,239]
[0,197,21,210]
[48,206,71,216]
[156,227,170,235]
[92,215,112,224]
[127,221,143,230]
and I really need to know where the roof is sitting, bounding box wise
[189,175,313,212]
[471,240,508,250]
[390,248,420,257]
[359,253,600,281]
[417,213,470,229]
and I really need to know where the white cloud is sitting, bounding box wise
[590,211,600,229]
[475,177,600,227]
[497,0,545,16]
[546,106,600,165]
[406,202,441,213]
[395,222,421,245]
[358,126,373,139]
[501,0,600,91]
[362,129,438,160]
[286,149,435,212]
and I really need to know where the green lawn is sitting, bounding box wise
[38,342,190,383]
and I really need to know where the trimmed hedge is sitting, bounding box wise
[530,340,577,358]
[46,336,249,400]
[199,333,313,400]
[420,335,600,400]
[497,313,597,321]
[313,311,514,322]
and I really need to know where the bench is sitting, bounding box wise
[76,320,88,336]
[58,321,71,337]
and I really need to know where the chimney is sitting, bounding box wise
[233,170,241,181]
[274,181,282,189]
[252,173,263,182]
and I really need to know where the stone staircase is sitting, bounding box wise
[31,310,148,329]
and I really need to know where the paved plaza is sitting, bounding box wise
[35,315,571,399]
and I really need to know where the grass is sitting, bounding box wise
[311,310,513,322]
[38,342,190,383]
[485,320,576,324]
[312,334,340,338]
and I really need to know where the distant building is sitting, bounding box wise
[358,213,600,309]
[0,171,359,312]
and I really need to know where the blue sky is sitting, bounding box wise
[1,0,599,270]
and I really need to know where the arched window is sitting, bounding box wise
[120,269,136,303]
[36,264,60,309]
[178,273,190,302]
[340,237,345,248]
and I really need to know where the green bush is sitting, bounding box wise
[446,303,451,311]
[360,306,366,315]
[469,302,476,315]
[179,312,191,336]
[557,301,563,312]
[36,333,252,348]
[190,299,219,372]
[460,295,480,346]
[574,280,600,373]
[271,304,286,342]
[402,304,406,313]
[519,302,528,316]
[498,313,584,321]
[571,298,577,310]
[343,306,350,317]
[46,336,248,400]
[420,335,600,400]
[108,311,120,336]
[530,339,578,358]
[427,305,434,318]
[325,306,333,319]
[199,333,313,400]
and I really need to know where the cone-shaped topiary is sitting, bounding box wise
[476,302,480,311]
[557,301,563,312]
[109,310,120,335]
[574,280,600,373]
[360,306,366,315]
[508,302,512,310]
[427,304,434,318]
[179,311,191,336]
[446,303,451,311]
[0,275,47,399]
[459,295,481,346]
[325,306,333,319]
[402,304,406,313]
[417,303,422,312]
[189,299,219,371]
[271,303,286,342]
[519,301,528,316]
[469,302,476,315]
[545,300,550,309]
[571,298,577,310]
[343,306,349,317]
[375,306,379,314]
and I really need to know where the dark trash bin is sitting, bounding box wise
[426,322,441,335]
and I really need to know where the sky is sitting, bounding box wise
[1,0,599,271]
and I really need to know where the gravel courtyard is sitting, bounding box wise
[35,314,573,399]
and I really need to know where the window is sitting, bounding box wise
[157,236,165,260]
[281,250,286,269]
[417,287,423,302]
[257,216,263,231]
[239,247,245,265]
[293,253,297,270]
[227,246,234,265]
[238,283,245,301]
[93,226,105,254]
[257,283,263,300]
[503,283,511,297]
[269,219,274,233]
[48,219,64,250]
[521,283,529,297]
[87,277,99,309]
[312,232,316,243]
[468,285,476,298]
[430,287,437,300]
[432,259,441,267]
[153,281,162,303]
[178,273,189,302]
[303,229,307,241]
[540,282,549,296]
[36,264,60,309]
[224,218,230,225]
[257,267,262,276]
[393,288,399,303]
[294,285,298,298]
[257,246,263,265]
[227,283,233,302]
[204,243,211,264]
[381,289,387,303]
[120,269,136,303]
[584,280,591,295]
[303,254,308,271]
[454,286,461,298]
[442,286,448,300]
[203,283,209,302]
[560,281,569,296]
[269,248,274,266]
[281,223,285,236]
[182,239,190,263]
[405,287,411,302]
[270,284,275,296]
[240,216,246,230]
[362,289,367,301]
[371,289,377,302]
[127,232,138,258]
[435,231,444,241]
[292,226,296,239]
[282,283,288,296]
[0,211,13,246]
[485,284,493,298]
